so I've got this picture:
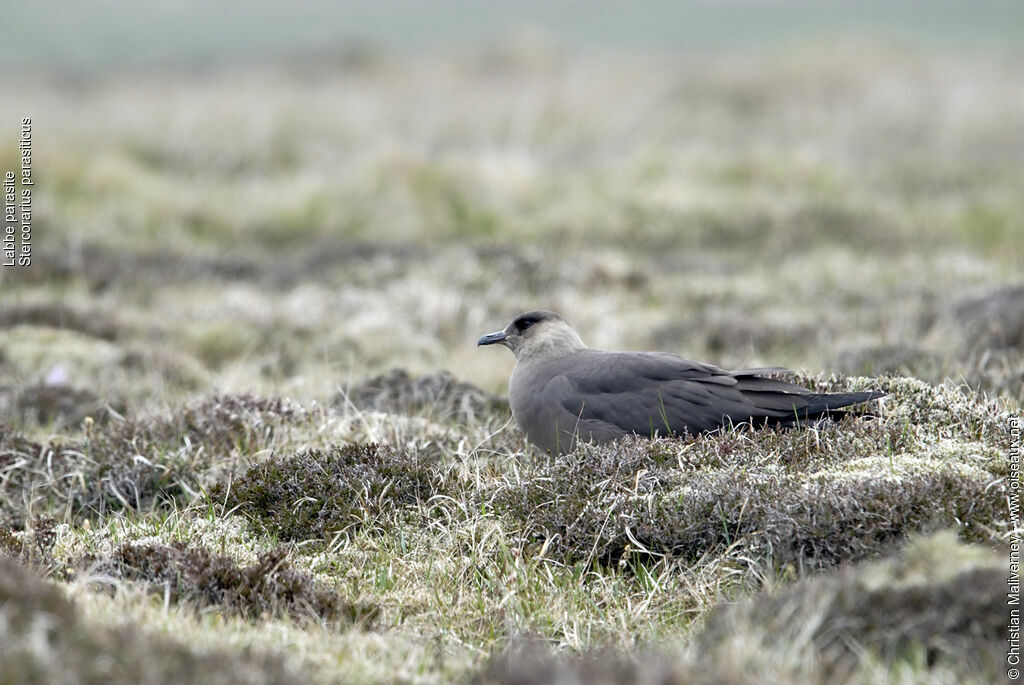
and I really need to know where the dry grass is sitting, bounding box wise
[0,41,1021,684]
[478,533,1009,684]
[0,554,303,685]
[89,540,376,624]
[1,370,1016,683]
[0,394,310,526]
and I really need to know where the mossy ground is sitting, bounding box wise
[0,373,1016,683]
[1,36,1022,685]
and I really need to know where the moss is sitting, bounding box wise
[0,515,71,581]
[341,368,509,424]
[833,344,940,377]
[0,554,77,633]
[183,322,259,370]
[99,393,303,453]
[0,423,45,458]
[0,327,124,389]
[878,376,1016,446]
[0,555,302,685]
[479,535,1007,685]
[2,515,97,585]
[0,524,19,557]
[953,284,1024,351]
[696,533,1009,681]
[0,427,47,526]
[0,302,122,341]
[1,382,107,429]
[26,240,261,287]
[94,540,376,625]
[476,638,690,685]
[0,394,305,526]
[215,442,445,542]
[498,405,1007,568]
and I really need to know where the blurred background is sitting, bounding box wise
[1,0,1022,429]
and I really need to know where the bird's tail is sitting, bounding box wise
[806,390,884,413]
[739,390,885,430]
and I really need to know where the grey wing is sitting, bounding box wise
[551,351,818,436]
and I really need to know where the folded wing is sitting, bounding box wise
[550,350,881,437]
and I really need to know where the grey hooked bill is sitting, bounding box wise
[477,331,508,346]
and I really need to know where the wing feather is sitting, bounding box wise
[548,350,855,437]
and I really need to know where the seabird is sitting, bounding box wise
[477,310,883,454]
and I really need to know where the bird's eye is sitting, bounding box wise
[520,319,532,330]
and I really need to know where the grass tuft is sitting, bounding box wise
[0,555,304,685]
[478,534,1008,685]
[341,367,509,423]
[0,394,307,526]
[89,540,376,624]
[497,377,1009,569]
[695,532,1009,682]
[214,442,447,542]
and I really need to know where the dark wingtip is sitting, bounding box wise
[817,390,886,412]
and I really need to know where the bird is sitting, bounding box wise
[477,310,884,455]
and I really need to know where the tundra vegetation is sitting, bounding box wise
[0,26,1021,685]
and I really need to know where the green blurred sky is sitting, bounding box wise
[3,0,1022,72]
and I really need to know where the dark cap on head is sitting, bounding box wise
[477,310,563,346]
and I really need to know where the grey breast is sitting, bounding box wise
[509,352,629,455]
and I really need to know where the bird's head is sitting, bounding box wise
[477,310,586,361]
